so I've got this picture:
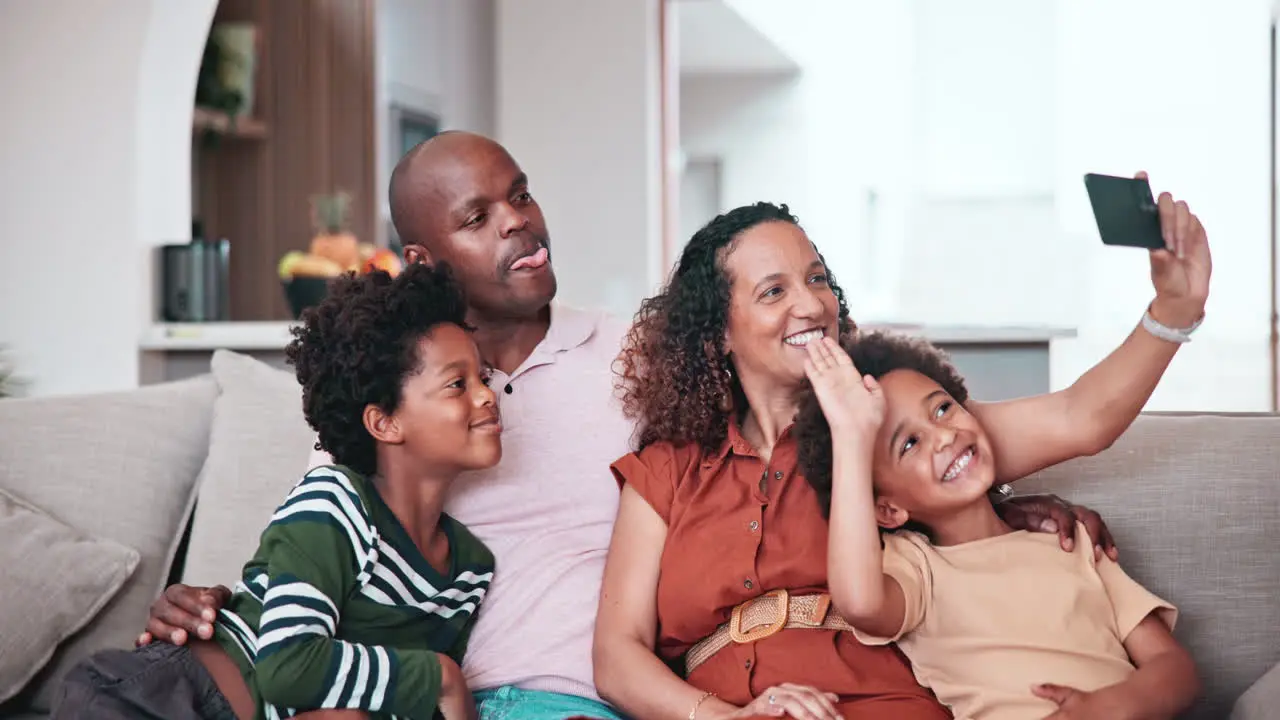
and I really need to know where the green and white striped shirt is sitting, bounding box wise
[213,465,495,720]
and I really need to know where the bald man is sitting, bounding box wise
[145,132,634,720]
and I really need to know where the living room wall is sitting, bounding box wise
[0,0,497,397]
[375,0,497,231]
[685,0,1274,411]
[0,0,217,397]
[495,0,667,319]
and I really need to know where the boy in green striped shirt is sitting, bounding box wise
[54,263,499,720]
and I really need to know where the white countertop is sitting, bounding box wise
[860,323,1077,344]
[140,322,297,351]
[140,321,1074,351]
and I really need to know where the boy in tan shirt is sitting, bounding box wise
[793,331,1199,720]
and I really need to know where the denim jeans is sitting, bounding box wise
[474,686,627,720]
[49,643,237,720]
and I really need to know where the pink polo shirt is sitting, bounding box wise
[306,303,633,701]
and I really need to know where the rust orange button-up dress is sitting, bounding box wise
[610,422,951,720]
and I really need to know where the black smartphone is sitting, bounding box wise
[1083,173,1166,250]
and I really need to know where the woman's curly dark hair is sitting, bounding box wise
[285,263,469,476]
[794,330,970,520]
[614,201,855,451]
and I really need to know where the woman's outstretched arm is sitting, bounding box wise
[969,176,1211,482]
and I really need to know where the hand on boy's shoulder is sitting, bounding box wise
[995,494,1119,561]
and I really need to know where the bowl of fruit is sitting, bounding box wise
[278,192,403,319]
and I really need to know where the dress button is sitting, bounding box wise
[749,520,759,531]
[745,658,753,669]
[744,579,753,590]
[774,471,783,480]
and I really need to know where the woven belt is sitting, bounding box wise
[683,589,854,676]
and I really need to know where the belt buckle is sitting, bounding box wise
[728,588,789,643]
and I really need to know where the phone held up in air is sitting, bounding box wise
[1083,172,1166,251]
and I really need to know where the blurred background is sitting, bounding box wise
[0,0,1273,412]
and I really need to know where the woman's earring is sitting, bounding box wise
[718,360,734,412]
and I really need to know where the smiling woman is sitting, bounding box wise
[599,203,946,720]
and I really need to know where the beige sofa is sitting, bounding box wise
[0,349,1277,719]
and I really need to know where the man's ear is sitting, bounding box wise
[875,496,910,530]
[402,243,433,266]
[363,404,404,445]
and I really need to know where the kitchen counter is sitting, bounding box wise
[140,322,298,351]
[140,321,1074,351]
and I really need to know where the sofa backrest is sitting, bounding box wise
[1016,412,1280,719]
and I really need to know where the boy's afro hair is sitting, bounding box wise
[795,330,969,518]
[285,262,469,476]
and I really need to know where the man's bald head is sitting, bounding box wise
[388,131,513,248]
[387,131,556,320]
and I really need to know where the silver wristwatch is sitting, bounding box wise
[1141,304,1203,344]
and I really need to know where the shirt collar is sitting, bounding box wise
[713,414,762,461]
[507,300,602,380]
[541,300,600,353]
[710,413,800,463]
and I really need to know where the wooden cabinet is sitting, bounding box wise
[193,0,377,320]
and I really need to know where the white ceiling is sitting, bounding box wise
[675,0,799,76]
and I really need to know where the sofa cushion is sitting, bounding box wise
[180,350,315,589]
[1015,412,1280,720]
[0,375,218,711]
[0,488,140,703]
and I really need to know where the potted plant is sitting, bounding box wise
[194,22,258,144]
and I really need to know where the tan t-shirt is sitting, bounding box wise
[853,522,1177,720]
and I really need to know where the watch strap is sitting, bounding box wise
[1142,303,1203,344]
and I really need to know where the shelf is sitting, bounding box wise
[140,322,297,351]
[192,106,267,139]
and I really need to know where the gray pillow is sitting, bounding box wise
[0,375,218,711]
[180,350,315,589]
[0,488,140,703]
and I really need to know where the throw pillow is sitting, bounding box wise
[0,374,218,711]
[0,488,140,703]
[180,349,317,589]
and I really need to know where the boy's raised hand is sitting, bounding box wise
[803,337,884,448]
